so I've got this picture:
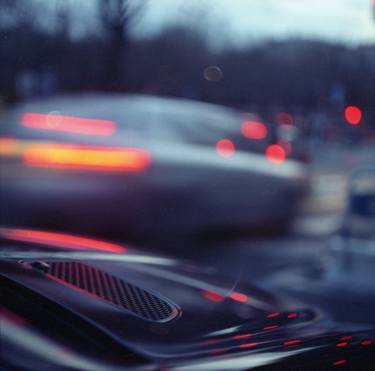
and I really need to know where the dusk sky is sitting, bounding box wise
[131,0,375,46]
[29,0,375,46]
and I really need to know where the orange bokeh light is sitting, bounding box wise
[0,137,21,157]
[23,143,151,172]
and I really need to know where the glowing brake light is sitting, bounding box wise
[21,113,116,136]
[344,106,362,126]
[0,228,127,254]
[23,144,151,172]
[265,144,286,164]
[216,139,235,157]
[241,121,268,140]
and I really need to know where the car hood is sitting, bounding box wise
[1,235,374,370]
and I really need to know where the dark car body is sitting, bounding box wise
[1,227,374,370]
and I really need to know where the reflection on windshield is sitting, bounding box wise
[0,228,127,254]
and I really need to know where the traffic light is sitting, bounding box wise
[344,106,362,126]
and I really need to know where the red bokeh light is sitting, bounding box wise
[265,144,286,164]
[276,112,293,126]
[216,139,235,157]
[241,121,268,140]
[344,106,362,125]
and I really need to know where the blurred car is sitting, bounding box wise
[1,226,374,370]
[0,94,309,242]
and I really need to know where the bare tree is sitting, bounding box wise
[99,0,147,91]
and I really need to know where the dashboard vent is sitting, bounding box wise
[45,261,178,322]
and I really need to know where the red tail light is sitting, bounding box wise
[241,121,268,140]
[265,144,286,164]
[344,106,362,126]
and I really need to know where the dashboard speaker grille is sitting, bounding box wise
[46,261,178,322]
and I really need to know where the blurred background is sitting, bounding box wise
[1,0,374,119]
[1,0,375,334]
[0,0,374,243]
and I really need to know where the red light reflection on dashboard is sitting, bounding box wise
[336,342,348,347]
[340,335,352,341]
[208,348,226,356]
[333,359,347,366]
[0,228,126,254]
[21,113,116,136]
[239,342,258,349]
[233,333,252,340]
[361,340,373,346]
[0,306,29,326]
[266,312,280,318]
[284,339,302,346]
[201,290,224,303]
[230,292,248,303]
[23,144,151,172]
[241,121,267,140]
[263,325,278,331]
